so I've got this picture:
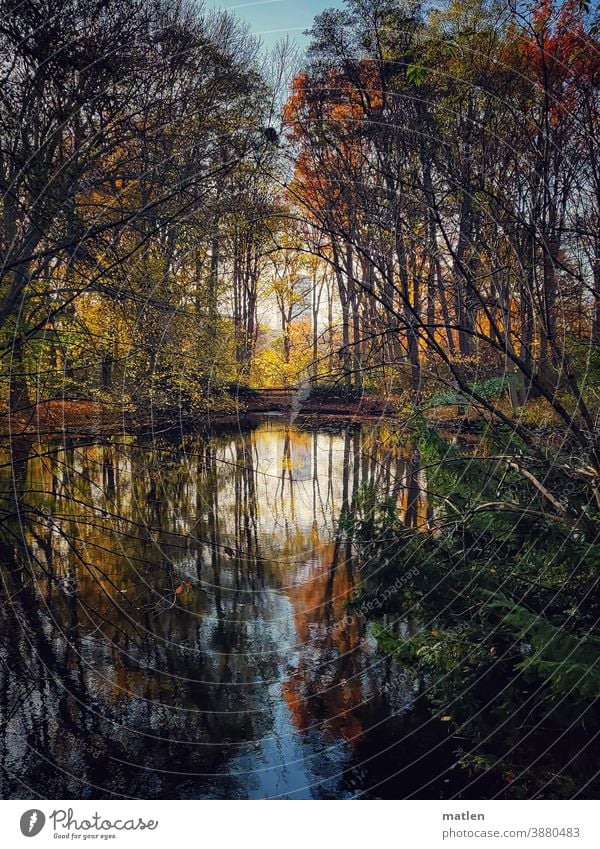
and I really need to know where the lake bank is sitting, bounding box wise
[0,393,494,440]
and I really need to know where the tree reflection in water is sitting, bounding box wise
[0,420,472,799]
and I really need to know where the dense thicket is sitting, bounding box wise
[285,0,600,424]
[0,0,281,414]
[3,0,600,437]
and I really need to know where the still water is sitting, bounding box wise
[0,418,489,799]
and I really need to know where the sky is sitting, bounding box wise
[210,0,342,50]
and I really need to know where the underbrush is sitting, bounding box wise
[346,426,600,798]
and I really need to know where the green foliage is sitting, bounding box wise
[567,337,600,390]
[491,595,600,699]
[425,374,520,410]
[406,63,427,86]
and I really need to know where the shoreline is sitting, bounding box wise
[0,396,486,442]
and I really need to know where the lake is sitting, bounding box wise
[0,418,498,799]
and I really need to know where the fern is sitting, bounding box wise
[425,374,520,410]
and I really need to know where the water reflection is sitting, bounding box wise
[0,420,445,799]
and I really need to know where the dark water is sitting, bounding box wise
[0,418,495,799]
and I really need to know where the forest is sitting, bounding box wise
[1,0,600,800]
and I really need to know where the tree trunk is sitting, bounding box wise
[9,340,30,412]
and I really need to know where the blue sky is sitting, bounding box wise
[211,0,342,50]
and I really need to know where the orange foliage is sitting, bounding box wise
[517,0,600,118]
[283,63,385,223]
